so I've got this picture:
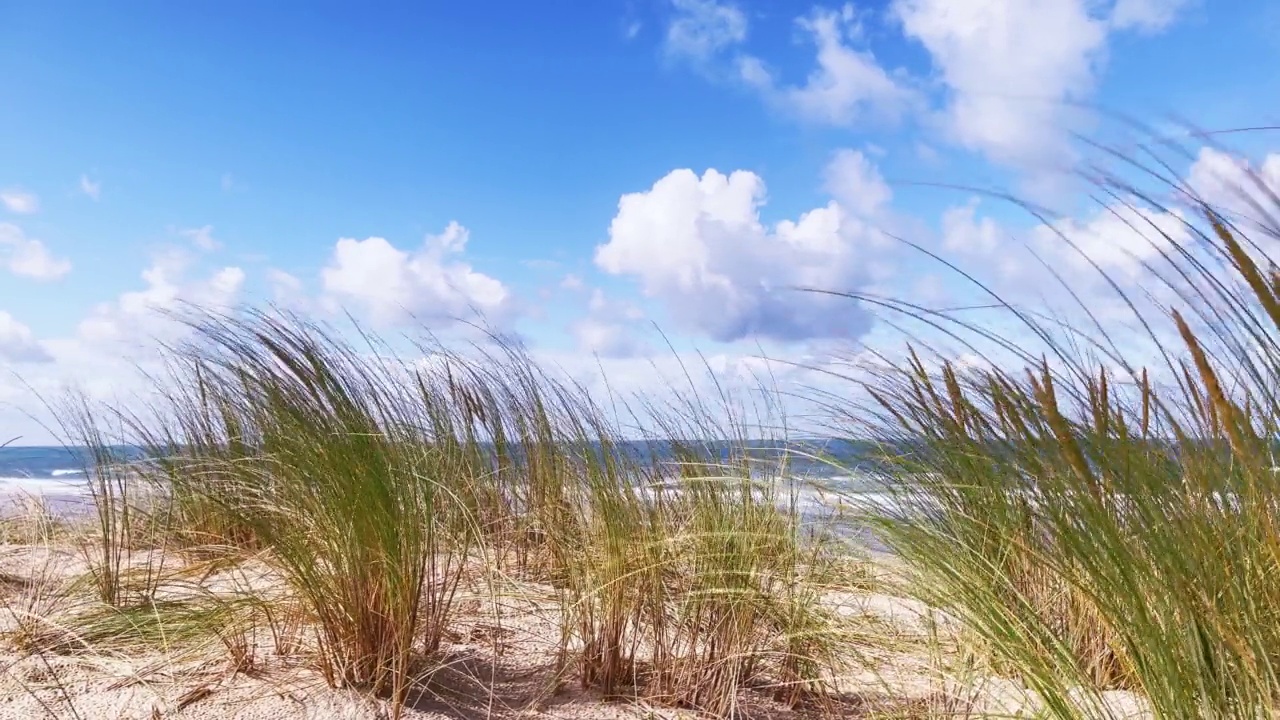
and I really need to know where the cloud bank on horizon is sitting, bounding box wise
[0,0,1276,443]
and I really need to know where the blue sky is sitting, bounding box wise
[2,0,1279,442]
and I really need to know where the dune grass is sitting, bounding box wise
[832,146,1280,718]
[17,134,1280,718]
[13,309,854,718]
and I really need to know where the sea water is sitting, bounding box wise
[0,442,902,523]
[0,446,99,516]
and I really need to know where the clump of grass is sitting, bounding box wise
[836,140,1280,717]
[53,308,854,718]
[0,494,65,546]
[606,377,849,714]
[398,333,849,715]
[47,401,176,610]
[2,558,73,657]
[39,595,251,656]
[63,409,133,609]
[135,312,469,712]
[642,452,839,714]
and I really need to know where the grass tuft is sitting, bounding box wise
[838,141,1280,718]
[35,309,852,718]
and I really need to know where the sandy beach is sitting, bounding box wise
[0,505,1150,720]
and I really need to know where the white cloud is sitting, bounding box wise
[560,273,585,291]
[1180,147,1280,275]
[79,174,101,201]
[1110,0,1189,33]
[0,311,50,363]
[910,273,951,308]
[1,189,39,215]
[221,173,236,192]
[529,343,854,438]
[891,0,1189,174]
[936,201,1025,304]
[267,269,305,304]
[0,250,249,444]
[941,200,1002,255]
[595,156,889,342]
[931,163,1270,391]
[573,320,638,358]
[665,0,1188,176]
[893,0,1111,169]
[1186,147,1280,225]
[741,5,916,126]
[934,193,1192,335]
[180,225,222,251]
[1032,200,1189,279]
[0,223,71,280]
[824,148,893,217]
[665,0,747,63]
[571,289,649,358]
[77,247,245,347]
[321,221,511,327]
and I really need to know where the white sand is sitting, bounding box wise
[0,537,1151,719]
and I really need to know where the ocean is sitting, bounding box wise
[0,446,92,491]
[0,442,894,520]
[0,446,99,514]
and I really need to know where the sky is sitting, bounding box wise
[2,0,1280,444]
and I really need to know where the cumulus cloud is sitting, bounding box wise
[892,0,1188,170]
[941,200,1003,256]
[666,0,1189,177]
[1186,147,1280,225]
[80,174,101,201]
[0,250,245,443]
[595,155,890,343]
[934,148,1280,314]
[1,189,39,215]
[929,159,1278,394]
[933,191,1193,336]
[266,269,307,307]
[0,223,71,280]
[664,0,748,63]
[664,2,914,127]
[571,289,649,358]
[741,5,916,126]
[893,0,1108,168]
[0,311,50,363]
[824,148,894,218]
[320,221,510,327]
[944,194,1189,278]
[77,247,245,347]
[1033,201,1190,279]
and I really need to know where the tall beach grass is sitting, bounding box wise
[37,309,852,718]
[20,131,1280,718]
[831,138,1280,718]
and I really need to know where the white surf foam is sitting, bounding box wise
[0,476,86,496]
